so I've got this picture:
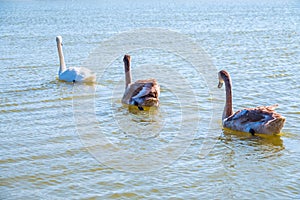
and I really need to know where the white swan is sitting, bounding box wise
[122,55,160,110]
[56,36,96,83]
[218,70,285,135]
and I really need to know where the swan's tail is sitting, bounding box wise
[83,74,96,83]
[266,116,286,134]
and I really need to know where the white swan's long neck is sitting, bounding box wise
[57,40,66,74]
[223,76,233,120]
[124,59,132,89]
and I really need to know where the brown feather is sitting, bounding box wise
[219,70,285,135]
[122,55,160,108]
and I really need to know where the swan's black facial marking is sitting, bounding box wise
[249,128,255,136]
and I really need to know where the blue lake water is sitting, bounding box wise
[1,0,300,199]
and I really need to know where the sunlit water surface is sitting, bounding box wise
[1,0,300,199]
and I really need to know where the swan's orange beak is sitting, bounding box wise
[218,81,223,88]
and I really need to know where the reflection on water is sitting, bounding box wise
[114,104,164,139]
[220,128,285,163]
[221,128,284,148]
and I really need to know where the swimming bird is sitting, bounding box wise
[121,55,160,110]
[56,36,96,83]
[218,70,285,135]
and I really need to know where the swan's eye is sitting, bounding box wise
[61,43,63,46]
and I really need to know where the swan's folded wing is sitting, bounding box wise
[228,108,267,124]
[245,109,269,122]
[122,82,144,104]
[122,79,160,106]
[132,83,153,99]
[59,68,78,82]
